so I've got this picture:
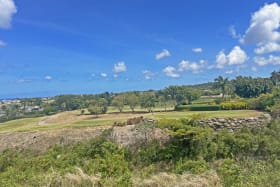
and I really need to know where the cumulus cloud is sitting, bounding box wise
[0,40,6,47]
[100,73,108,78]
[254,42,280,54]
[240,3,280,54]
[215,46,248,69]
[178,60,206,73]
[192,48,203,53]
[155,49,171,60]
[113,62,127,73]
[254,55,280,66]
[142,70,154,80]
[44,75,53,80]
[163,66,180,78]
[0,0,17,29]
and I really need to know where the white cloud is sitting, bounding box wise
[228,46,248,65]
[225,70,234,74]
[100,73,108,78]
[215,46,248,69]
[0,0,17,29]
[0,40,6,47]
[254,55,280,66]
[142,70,154,80]
[215,50,228,69]
[229,25,241,39]
[113,62,127,73]
[155,49,171,60]
[254,42,280,54]
[44,75,53,80]
[240,3,280,54]
[178,60,206,73]
[192,48,203,53]
[163,66,180,78]
[113,74,118,78]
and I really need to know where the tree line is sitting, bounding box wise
[1,70,280,121]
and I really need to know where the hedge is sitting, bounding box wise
[175,104,220,111]
[220,101,248,110]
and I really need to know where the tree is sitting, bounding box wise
[271,70,280,86]
[213,76,229,99]
[140,92,156,112]
[158,96,168,111]
[112,94,126,113]
[126,93,139,112]
[98,98,108,114]
[88,99,108,117]
[233,76,273,98]
[163,86,201,105]
[43,105,57,115]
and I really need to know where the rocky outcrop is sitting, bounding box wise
[109,123,170,148]
[197,113,271,131]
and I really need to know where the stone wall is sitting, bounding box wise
[197,113,271,132]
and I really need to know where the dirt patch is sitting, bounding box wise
[36,111,148,126]
[0,126,110,153]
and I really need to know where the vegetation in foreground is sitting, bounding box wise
[1,118,280,186]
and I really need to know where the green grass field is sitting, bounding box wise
[149,110,263,120]
[0,109,264,133]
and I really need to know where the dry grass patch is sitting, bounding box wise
[133,171,222,187]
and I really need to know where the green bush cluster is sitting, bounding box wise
[247,93,275,111]
[0,134,132,187]
[220,101,248,110]
[175,104,220,111]
[175,159,209,174]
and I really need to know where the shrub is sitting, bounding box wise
[175,159,209,174]
[248,94,275,111]
[217,159,242,186]
[175,104,220,111]
[220,101,248,110]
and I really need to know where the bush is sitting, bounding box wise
[175,159,209,174]
[175,104,220,111]
[220,101,248,110]
[247,94,275,111]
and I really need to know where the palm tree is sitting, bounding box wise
[214,76,229,99]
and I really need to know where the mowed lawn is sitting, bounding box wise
[148,110,263,120]
[0,109,264,133]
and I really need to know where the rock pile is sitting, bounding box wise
[197,113,271,131]
[113,116,144,127]
[110,124,170,148]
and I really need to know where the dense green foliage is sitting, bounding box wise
[233,76,273,98]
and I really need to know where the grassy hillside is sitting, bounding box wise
[0,109,263,133]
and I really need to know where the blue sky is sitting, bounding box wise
[0,0,280,98]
